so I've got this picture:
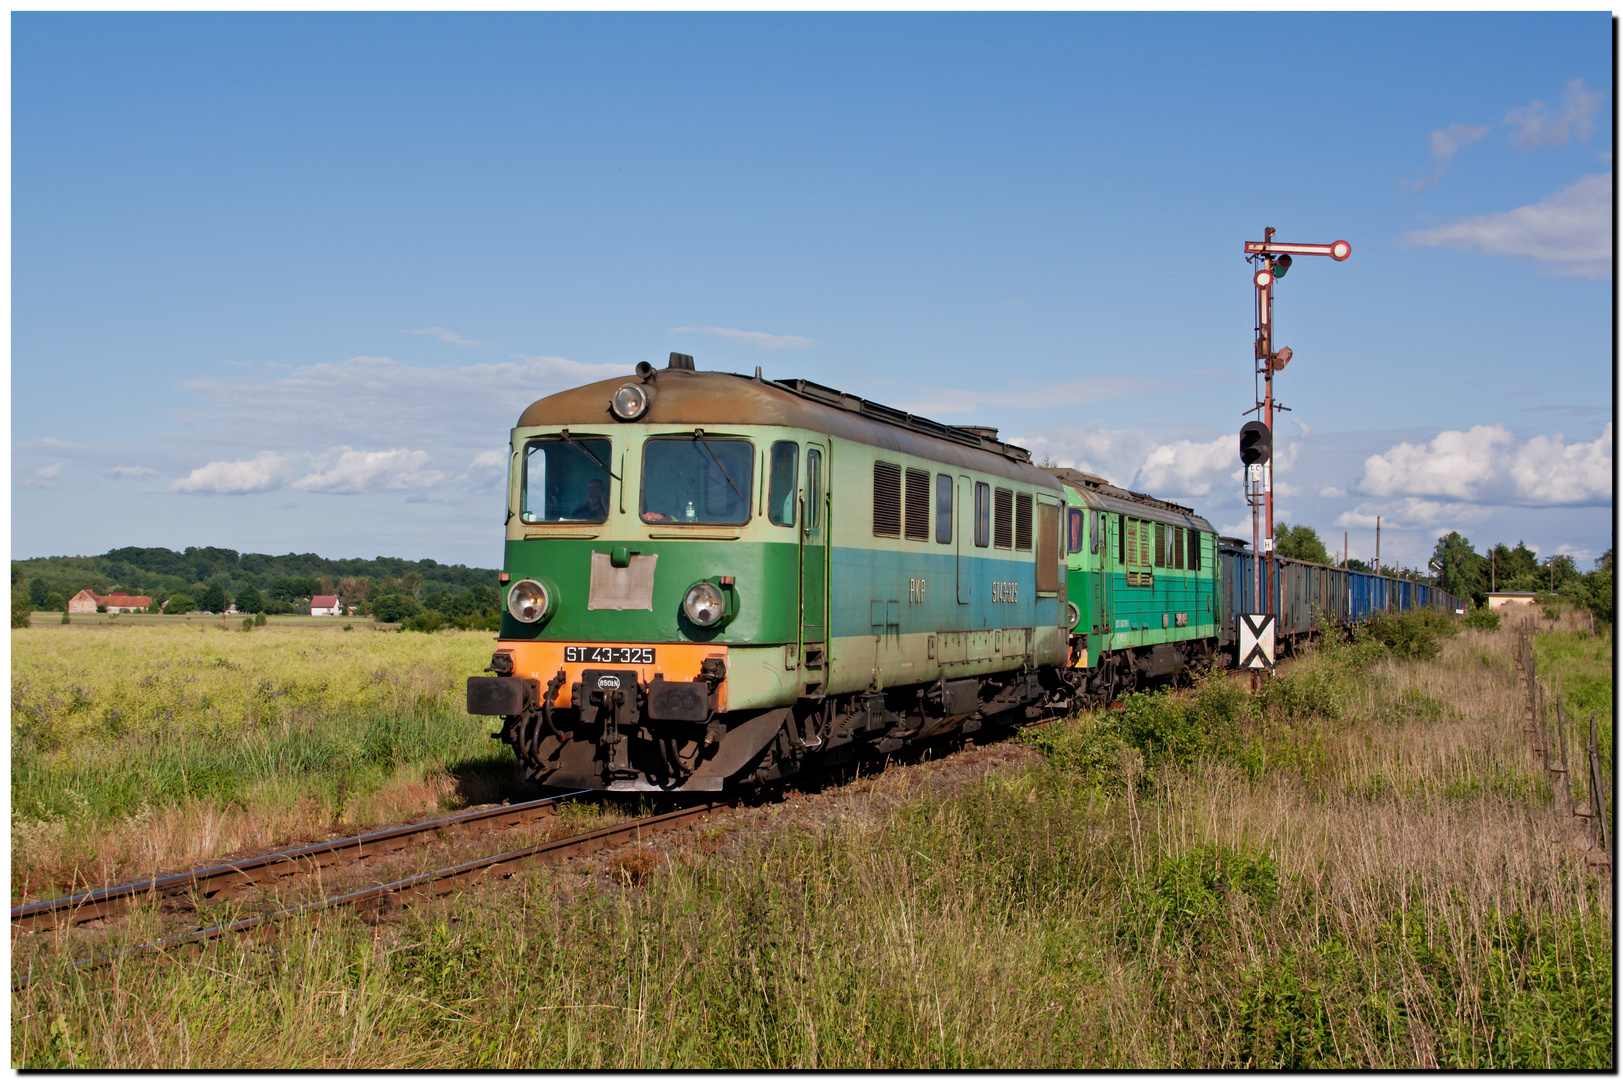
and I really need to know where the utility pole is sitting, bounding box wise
[1376,516,1381,577]
[1243,230,1350,617]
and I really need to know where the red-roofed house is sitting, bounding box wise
[67,589,101,614]
[67,590,153,614]
[310,594,343,616]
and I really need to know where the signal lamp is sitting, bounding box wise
[611,383,651,421]
[1271,254,1292,278]
[1239,420,1272,466]
[507,579,552,624]
[1269,346,1293,372]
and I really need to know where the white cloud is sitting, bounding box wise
[1335,498,1492,532]
[1412,122,1490,190]
[667,326,815,351]
[1505,79,1605,150]
[1319,486,1346,499]
[291,448,445,494]
[1400,174,1612,278]
[104,465,158,480]
[409,326,492,348]
[1132,435,1237,498]
[21,461,66,489]
[1508,425,1613,504]
[1356,423,1611,507]
[1358,425,1512,500]
[456,448,510,487]
[1017,424,1251,505]
[171,451,296,495]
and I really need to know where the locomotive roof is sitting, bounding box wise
[1044,468,1215,532]
[516,366,1062,487]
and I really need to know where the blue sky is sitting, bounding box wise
[12,13,1613,573]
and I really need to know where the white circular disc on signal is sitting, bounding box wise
[1331,240,1351,260]
[1254,270,1272,287]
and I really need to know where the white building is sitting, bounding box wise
[310,594,343,616]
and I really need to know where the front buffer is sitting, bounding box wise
[467,640,801,792]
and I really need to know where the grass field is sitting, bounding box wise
[12,614,1613,1067]
[12,619,516,898]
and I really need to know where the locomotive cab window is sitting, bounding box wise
[936,474,953,544]
[1090,510,1100,555]
[805,448,823,533]
[522,437,613,523]
[640,436,755,525]
[767,441,798,527]
[974,482,991,547]
[1067,508,1085,554]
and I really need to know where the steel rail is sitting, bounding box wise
[13,799,725,994]
[12,789,591,935]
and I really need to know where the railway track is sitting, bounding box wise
[12,789,593,937]
[13,798,730,993]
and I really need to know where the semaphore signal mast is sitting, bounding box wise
[1237,227,1349,670]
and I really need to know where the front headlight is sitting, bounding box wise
[507,579,551,623]
[683,581,727,627]
[610,383,651,421]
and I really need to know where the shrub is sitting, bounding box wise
[1462,605,1501,631]
[405,610,448,634]
[1367,609,1457,661]
[162,593,195,615]
[13,601,32,629]
[253,612,267,626]
[242,617,255,631]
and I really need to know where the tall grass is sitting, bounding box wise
[12,624,514,895]
[12,619,1612,1067]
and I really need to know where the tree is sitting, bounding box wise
[1586,549,1613,625]
[1431,531,1487,607]
[268,577,315,603]
[196,582,227,614]
[27,578,47,606]
[1274,523,1330,565]
[163,592,195,615]
[372,593,421,623]
[1487,541,1541,591]
[236,585,265,614]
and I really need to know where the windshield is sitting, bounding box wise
[521,438,613,523]
[641,437,754,524]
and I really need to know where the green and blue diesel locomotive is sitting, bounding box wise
[467,353,1458,792]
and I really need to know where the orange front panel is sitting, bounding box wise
[496,640,728,710]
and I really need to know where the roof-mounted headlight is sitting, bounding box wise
[507,578,553,624]
[610,383,651,421]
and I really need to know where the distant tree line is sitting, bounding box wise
[10,546,500,627]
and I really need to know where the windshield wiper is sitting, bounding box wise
[559,430,622,481]
[693,429,748,506]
